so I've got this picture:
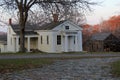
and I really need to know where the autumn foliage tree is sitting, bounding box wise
[82,24,92,43]
[83,15,120,41]
[99,15,120,33]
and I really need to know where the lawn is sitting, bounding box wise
[0,58,54,73]
[111,60,120,77]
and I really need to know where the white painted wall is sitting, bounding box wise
[54,31,62,52]
[36,20,83,53]
[7,25,16,52]
[78,31,83,51]
[37,31,65,53]
[52,20,83,52]
[37,31,56,52]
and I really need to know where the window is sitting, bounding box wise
[57,35,61,45]
[47,35,49,44]
[65,26,69,30]
[41,36,43,44]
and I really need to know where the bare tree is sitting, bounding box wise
[27,8,86,26]
[0,0,96,52]
[27,3,88,26]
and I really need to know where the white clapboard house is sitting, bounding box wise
[7,16,83,53]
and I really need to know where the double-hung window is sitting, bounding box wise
[57,35,61,45]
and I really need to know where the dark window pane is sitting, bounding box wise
[57,35,61,45]
[65,26,69,30]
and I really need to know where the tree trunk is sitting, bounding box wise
[19,16,26,52]
[19,10,28,52]
[18,2,29,52]
[19,26,25,52]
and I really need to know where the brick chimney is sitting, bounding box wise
[53,14,58,22]
[9,18,12,25]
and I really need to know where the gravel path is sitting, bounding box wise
[0,57,120,80]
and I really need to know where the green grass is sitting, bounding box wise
[111,60,120,77]
[0,58,54,73]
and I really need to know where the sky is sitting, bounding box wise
[0,0,120,32]
[86,0,120,25]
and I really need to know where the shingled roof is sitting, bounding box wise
[90,32,112,41]
[11,21,65,35]
[11,24,36,31]
[38,21,65,30]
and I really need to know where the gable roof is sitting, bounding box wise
[11,21,66,35]
[90,32,112,41]
[11,23,40,31]
[11,20,81,35]
[11,24,39,35]
[38,21,65,30]
[11,21,65,31]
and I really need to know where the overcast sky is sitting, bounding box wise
[86,0,120,25]
[0,0,120,32]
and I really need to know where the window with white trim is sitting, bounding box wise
[65,26,69,30]
[57,35,61,45]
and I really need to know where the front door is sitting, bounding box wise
[68,36,75,51]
